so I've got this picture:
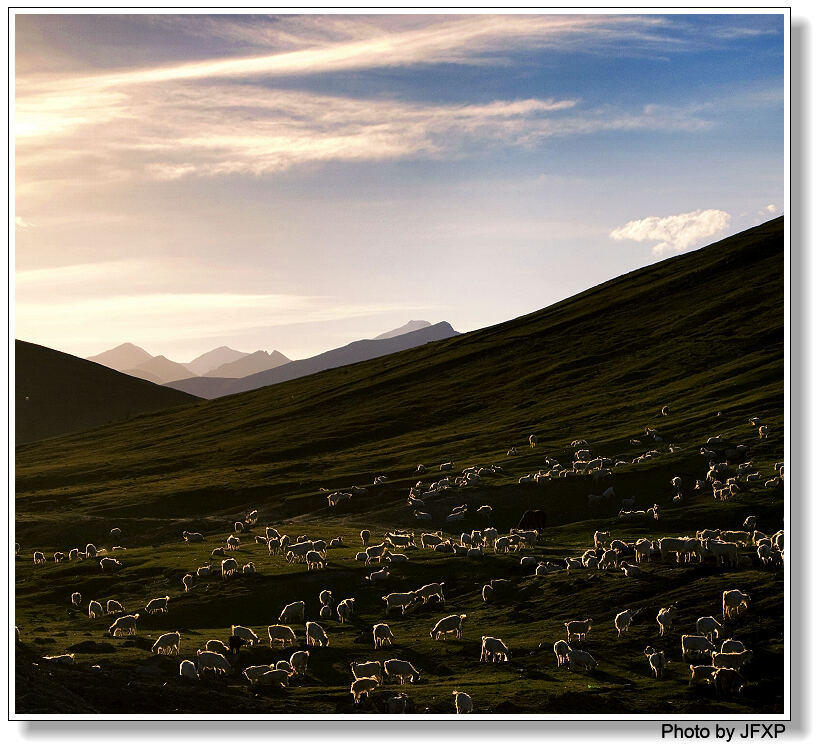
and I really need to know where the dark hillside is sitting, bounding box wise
[15,341,201,445]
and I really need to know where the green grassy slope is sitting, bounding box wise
[15,340,201,445]
[14,218,784,715]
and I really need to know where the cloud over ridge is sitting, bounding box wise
[609,208,731,256]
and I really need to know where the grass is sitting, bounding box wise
[14,217,784,714]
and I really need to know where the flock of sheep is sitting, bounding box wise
[16,407,783,713]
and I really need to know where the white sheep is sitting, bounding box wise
[614,609,637,637]
[88,600,104,619]
[593,530,610,549]
[722,589,751,620]
[42,654,75,665]
[33,551,45,565]
[226,535,241,550]
[243,664,278,685]
[182,574,194,592]
[384,658,421,684]
[109,614,140,637]
[151,631,181,655]
[720,639,746,653]
[351,660,382,683]
[196,564,213,577]
[350,676,380,705]
[267,624,297,648]
[179,660,198,679]
[182,531,204,543]
[145,595,170,615]
[681,634,716,660]
[644,646,666,678]
[106,600,124,615]
[566,649,597,671]
[758,425,769,439]
[373,623,394,649]
[480,636,510,663]
[305,550,325,570]
[221,558,238,578]
[553,639,571,667]
[243,562,256,574]
[657,606,676,636]
[453,690,473,714]
[85,543,98,558]
[196,649,231,676]
[231,625,260,646]
[382,591,418,616]
[256,668,292,687]
[695,616,723,642]
[565,619,593,641]
[415,582,445,605]
[430,614,467,640]
[337,598,355,623]
[306,621,329,647]
[70,592,82,608]
[712,650,753,670]
[290,650,310,675]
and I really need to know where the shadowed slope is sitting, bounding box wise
[15,341,201,445]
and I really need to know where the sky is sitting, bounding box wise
[12,11,785,362]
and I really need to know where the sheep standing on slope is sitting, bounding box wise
[453,691,473,714]
[106,600,125,615]
[306,621,329,647]
[644,646,666,678]
[480,636,510,663]
[179,660,198,679]
[182,574,194,592]
[529,434,538,448]
[565,619,593,641]
[657,606,676,636]
[553,640,571,667]
[109,614,140,637]
[373,623,395,649]
[614,609,638,638]
[145,596,171,615]
[152,631,181,655]
[722,589,751,620]
[350,676,380,705]
[71,592,82,608]
[88,600,104,619]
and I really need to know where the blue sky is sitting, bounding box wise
[14,12,785,361]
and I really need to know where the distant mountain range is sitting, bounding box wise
[165,321,460,398]
[86,343,291,383]
[84,320,450,390]
[15,340,200,444]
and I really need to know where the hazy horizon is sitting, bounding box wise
[14,12,784,362]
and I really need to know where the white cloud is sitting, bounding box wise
[766,204,777,213]
[609,209,731,256]
[15,216,33,230]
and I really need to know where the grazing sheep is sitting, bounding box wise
[85,543,98,559]
[553,640,571,667]
[179,660,198,679]
[182,531,204,543]
[305,550,325,570]
[33,551,45,565]
[529,434,538,448]
[696,616,724,642]
[290,650,310,675]
[382,592,418,616]
[689,664,718,686]
[453,690,473,714]
[255,668,291,687]
[145,596,171,615]
[243,664,278,685]
[722,589,751,620]
[415,582,445,605]
[350,676,380,705]
[758,425,769,439]
[337,598,355,623]
[231,625,260,646]
[196,564,212,577]
[196,650,231,676]
[306,621,329,647]
[567,649,597,672]
[614,609,638,637]
[182,573,194,592]
[221,558,238,578]
[430,614,467,640]
[106,600,124,615]
[267,624,297,648]
[593,530,610,549]
[351,660,383,683]
[712,650,753,670]
[713,667,745,695]
[681,635,716,660]
[109,614,140,637]
[644,646,666,678]
[480,636,510,663]
[278,601,306,625]
[384,658,421,684]
[720,639,746,653]
[152,631,181,655]
[373,623,394,649]
[70,592,82,608]
[205,639,229,654]
[88,600,104,619]
[565,619,593,641]
[242,562,256,575]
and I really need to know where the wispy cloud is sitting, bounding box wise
[15,216,34,230]
[609,209,731,255]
